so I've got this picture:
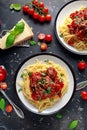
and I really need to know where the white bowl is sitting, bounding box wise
[15,53,76,115]
[55,0,87,55]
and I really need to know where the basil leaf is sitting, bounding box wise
[10,3,21,11]
[68,120,79,130]
[14,22,25,35]
[6,33,16,48]
[0,98,6,111]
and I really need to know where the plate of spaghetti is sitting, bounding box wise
[55,0,87,55]
[15,53,75,115]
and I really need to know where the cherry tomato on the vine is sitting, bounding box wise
[81,91,87,100]
[27,8,34,16]
[0,65,7,82]
[45,14,52,22]
[45,34,52,42]
[39,2,44,8]
[38,33,45,41]
[43,7,49,14]
[78,60,86,70]
[40,43,47,51]
[32,0,39,6]
[33,12,39,19]
[39,15,45,22]
[22,5,29,13]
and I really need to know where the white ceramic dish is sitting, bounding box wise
[55,0,87,55]
[15,53,75,115]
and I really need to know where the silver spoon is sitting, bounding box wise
[76,80,87,91]
[0,89,24,119]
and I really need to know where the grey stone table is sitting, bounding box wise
[0,0,87,130]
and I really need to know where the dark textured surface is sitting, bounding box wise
[0,0,87,130]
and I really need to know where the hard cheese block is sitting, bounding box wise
[0,19,34,49]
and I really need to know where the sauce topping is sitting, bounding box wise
[29,67,64,101]
[68,7,87,42]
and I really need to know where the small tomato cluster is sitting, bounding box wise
[37,33,52,51]
[22,0,52,23]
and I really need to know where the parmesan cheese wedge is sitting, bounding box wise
[0,19,34,49]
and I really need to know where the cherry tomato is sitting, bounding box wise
[5,104,13,113]
[33,12,39,20]
[45,34,52,42]
[0,65,7,82]
[39,15,45,22]
[81,91,87,100]
[0,82,7,90]
[28,8,34,16]
[22,5,29,13]
[78,60,86,70]
[43,7,49,14]
[39,2,44,8]
[45,14,52,22]
[38,33,45,41]
[40,43,47,51]
[32,0,39,6]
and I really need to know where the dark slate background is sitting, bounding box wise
[0,0,87,130]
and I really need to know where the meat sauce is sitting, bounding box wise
[67,7,87,44]
[29,67,64,101]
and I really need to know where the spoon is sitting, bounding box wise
[0,89,24,119]
[76,80,87,91]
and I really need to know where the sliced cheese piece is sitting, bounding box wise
[0,19,34,49]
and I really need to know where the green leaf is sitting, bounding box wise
[6,33,16,48]
[6,21,25,48]
[29,40,36,46]
[0,98,6,111]
[68,120,79,130]
[14,22,25,35]
[56,113,62,119]
[10,3,21,11]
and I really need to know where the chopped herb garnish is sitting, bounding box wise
[44,59,49,63]
[43,90,47,94]
[18,88,22,92]
[47,87,51,94]
[61,73,64,76]
[28,72,32,76]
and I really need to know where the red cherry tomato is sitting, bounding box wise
[0,82,7,90]
[78,60,86,70]
[43,7,49,14]
[39,15,45,22]
[0,65,7,82]
[38,33,45,41]
[32,0,39,6]
[45,34,52,42]
[33,12,39,20]
[39,2,44,8]
[22,5,29,13]
[81,91,87,100]
[45,14,52,22]
[40,43,47,51]
[28,8,34,16]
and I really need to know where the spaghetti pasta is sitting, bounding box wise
[59,7,87,51]
[18,59,68,112]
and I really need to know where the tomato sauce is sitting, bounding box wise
[29,67,64,101]
[68,8,87,42]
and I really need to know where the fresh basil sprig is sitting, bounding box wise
[6,21,25,48]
